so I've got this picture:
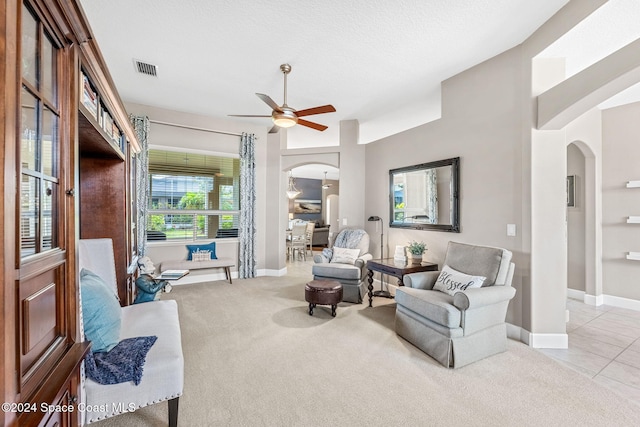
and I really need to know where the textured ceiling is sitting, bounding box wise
[78,1,640,180]
[79,0,568,152]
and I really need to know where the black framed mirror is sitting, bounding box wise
[389,157,460,232]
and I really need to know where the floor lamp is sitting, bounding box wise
[367,216,392,298]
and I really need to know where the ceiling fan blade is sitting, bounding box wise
[268,125,279,134]
[228,114,271,118]
[298,118,328,132]
[294,104,336,117]
[256,93,282,112]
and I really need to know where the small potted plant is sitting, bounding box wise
[406,240,427,263]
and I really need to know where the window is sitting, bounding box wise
[147,150,240,241]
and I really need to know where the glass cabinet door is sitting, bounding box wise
[20,3,60,257]
[18,1,68,400]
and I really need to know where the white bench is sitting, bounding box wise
[78,238,184,426]
[161,258,235,284]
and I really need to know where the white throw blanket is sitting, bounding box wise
[322,229,366,260]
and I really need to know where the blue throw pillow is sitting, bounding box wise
[80,269,121,353]
[186,242,217,261]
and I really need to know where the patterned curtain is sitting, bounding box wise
[129,115,150,256]
[239,132,257,278]
[426,169,438,224]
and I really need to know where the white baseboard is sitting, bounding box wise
[569,290,640,311]
[600,294,640,311]
[567,288,640,311]
[506,323,568,349]
[529,333,568,349]
[567,288,585,300]
[258,268,288,277]
[510,290,639,349]
[584,293,605,306]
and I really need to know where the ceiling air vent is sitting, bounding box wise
[133,59,158,77]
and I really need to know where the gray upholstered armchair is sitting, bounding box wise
[395,241,516,368]
[312,229,372,303]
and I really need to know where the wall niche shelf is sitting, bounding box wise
[79,105,125,160]
[626,183,640,260]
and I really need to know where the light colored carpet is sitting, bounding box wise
[94,269,640,427]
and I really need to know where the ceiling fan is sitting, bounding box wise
[229,63,336,133]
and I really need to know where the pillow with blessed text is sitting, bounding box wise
[433,264,486,296]
[330,247,361,265]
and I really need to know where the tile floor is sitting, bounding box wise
[537,298,640,407]
[287,256,640,407]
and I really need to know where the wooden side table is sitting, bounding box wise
[366,258,438,307]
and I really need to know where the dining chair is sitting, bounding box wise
[305,222,315,256]
[287,223,308,261]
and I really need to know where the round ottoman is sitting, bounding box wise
[305,279,343,317]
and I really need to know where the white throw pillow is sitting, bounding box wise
[330,247,361,265]
[433,264,486,296]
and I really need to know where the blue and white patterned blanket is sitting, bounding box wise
[85,336,157,385]
[322,229,366,260]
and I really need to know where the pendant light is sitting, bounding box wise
[286,171,301,199]
[322,171,332,189]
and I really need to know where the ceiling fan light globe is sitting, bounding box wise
[274,117,297,128]
[272,110,298,128]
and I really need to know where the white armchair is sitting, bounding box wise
[395,241,516,368]
[312,229,372,303]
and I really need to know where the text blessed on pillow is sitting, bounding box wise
[433,265,486,296]
[330,247,360,264]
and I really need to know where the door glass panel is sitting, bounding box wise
[21,4,38,88]
[42,35,56,105]
[21,175,39,257]
[21,88,38,172]
[42,107,57,177]
[42,181,54,250]
[19,5,61,257]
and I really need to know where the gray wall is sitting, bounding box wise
[338,120,366,229]
[363,0,632,344]
[289,178,323,223]
[602,103,640,301]
[365,47,525,326]
[567,143,586,292]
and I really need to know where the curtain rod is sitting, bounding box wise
[150,119,251,138]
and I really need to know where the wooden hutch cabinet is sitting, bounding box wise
[1,1,140,425]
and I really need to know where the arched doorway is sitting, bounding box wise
[566,140,600,307]
[284,164,339,261]
[287,165,339,228]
